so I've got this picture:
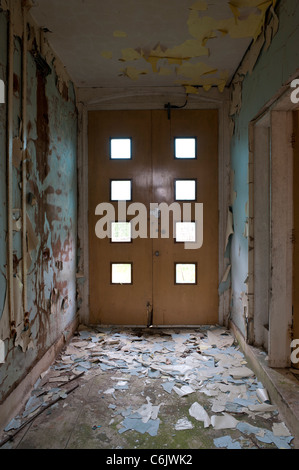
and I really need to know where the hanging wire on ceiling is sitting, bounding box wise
[164,94,189,120]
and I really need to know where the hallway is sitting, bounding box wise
[1,325,298,450]
[1,0,299,454]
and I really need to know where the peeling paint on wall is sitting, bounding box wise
[229,5,279,129]
[229,0,299,337]
[0,0,78,404]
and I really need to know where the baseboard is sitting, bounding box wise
[0,316,79,433]
[230,320,299,446]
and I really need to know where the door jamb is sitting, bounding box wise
[248,79,299,367]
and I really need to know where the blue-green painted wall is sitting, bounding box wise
[230,0,299,336]
[0,8,78,402]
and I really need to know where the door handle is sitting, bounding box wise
[155,251,160,257]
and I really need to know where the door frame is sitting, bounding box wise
[248,76,299,367]
[76,87,231,327]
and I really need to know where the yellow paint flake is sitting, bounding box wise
[218,29,229,36]
[217,80,226,93]
[167,58,184,66]
[121,67,148,80]
[188,0,276,42]
[177,70,229,92]
[189,0,208,11]
[202,31,218,46]
[166,39,209,59]
[143,44,166,72]
[120,48,142,62]
[116,0,277,90]
[184,85,199,94]
[113,30,127,38]
[229,13,264,38]
[142,38,208,73]
[177,62,218,82]
[229,0,273,9]
[101,51,113,59]
[228,3,241,23]
[147,56,160,73]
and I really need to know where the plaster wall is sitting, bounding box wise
[0,2,78,412]
[230,0,299,338]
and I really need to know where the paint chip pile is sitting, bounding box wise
[2,325,295,449]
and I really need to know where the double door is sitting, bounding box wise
[88,109,218,326]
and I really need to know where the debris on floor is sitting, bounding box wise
[0,325,295,449]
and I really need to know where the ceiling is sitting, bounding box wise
[30,0,275,91]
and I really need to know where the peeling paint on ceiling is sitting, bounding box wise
[30,0,277,91]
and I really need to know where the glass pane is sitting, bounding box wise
[176,264,196,284]
[111,222,132,242]
[111,180,132,201]
[175,222,196,242]
[175,138,196,159]
[175,180,196,201]
[112,264,132,284]
[111,138,132,159]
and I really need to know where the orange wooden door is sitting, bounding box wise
[88,109,218,326]
[151,110,219,325]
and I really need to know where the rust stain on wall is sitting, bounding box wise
[13,73,20,96]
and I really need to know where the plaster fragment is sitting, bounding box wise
[15,326,35,353]
[225,208,234,250]
[272,422,291,437]
[229,366,254,379]
[220,264,231,285]
[0,339,5,363]
[230,78,243,115]
[211,413,239,430]
[175,418,194,430]
[214,435,242,449]
[13,217,22,232]
[189,402,210,427]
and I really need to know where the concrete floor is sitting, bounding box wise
[1,325,298,450]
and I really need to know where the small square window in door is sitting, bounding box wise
[175,263,197,285]
[110,138,132,160]
[175,138,197,159]
[111,222,132,243]
[175,222,196,243]
[111,263,133,284]
[110,180,132,201]
[175,179,197,201]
